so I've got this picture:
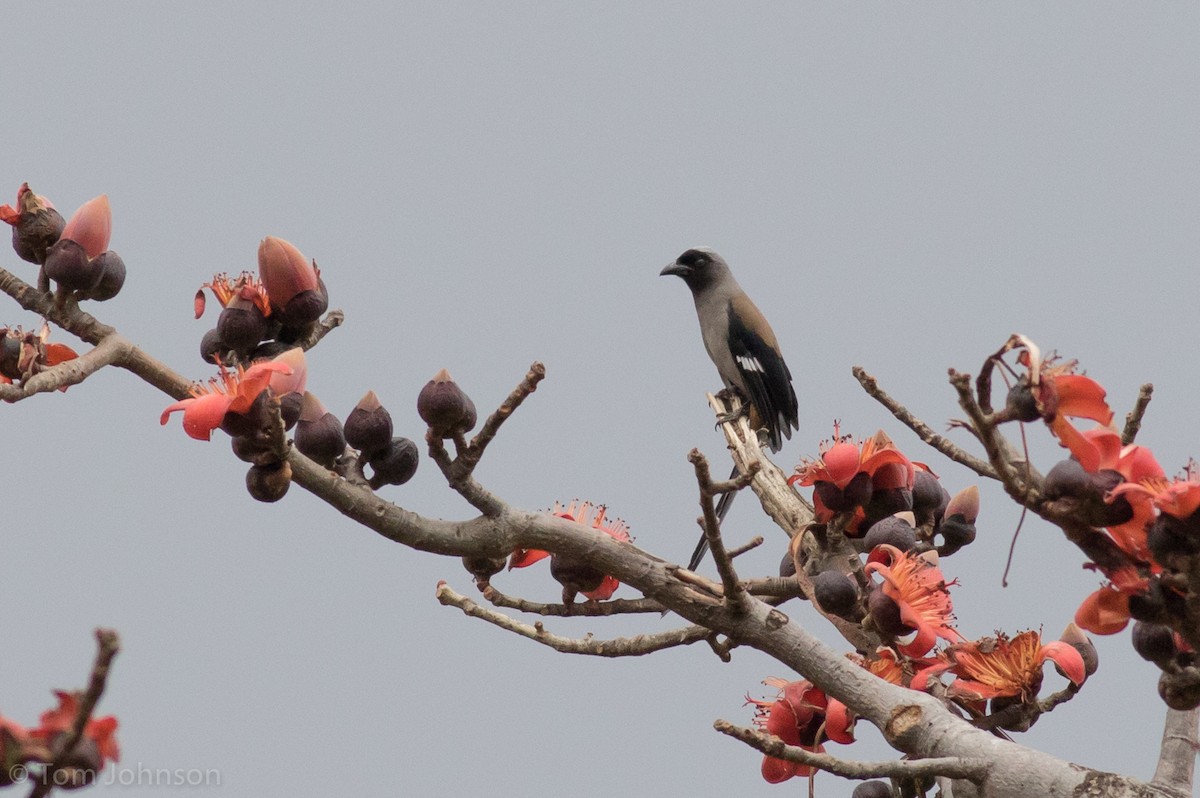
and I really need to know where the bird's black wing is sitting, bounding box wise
[726,300,799,452]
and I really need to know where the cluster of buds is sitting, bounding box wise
[294,390,418,490]
[1,185,125,302]
[195,236,328,366]
[0,324,78,387]
[997,336,1200,708]
[0,692,119,789]
[507,501,632,604]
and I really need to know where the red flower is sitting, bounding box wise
[825,648,912,744]
[0,323,79,387]
[865,545,961,656]
[790,426,914,523]
[59,196,112,259]
[913,630,1086,702]
[509,501,632,601]
[160,360,292,440]
[194,271,272,319]
[29,690,120,768]
[747,678,829,783]
[1074,565,1149,635]
[1007,336,1113,448]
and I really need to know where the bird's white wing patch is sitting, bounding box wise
[736,355,764,373]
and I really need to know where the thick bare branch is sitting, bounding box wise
[0,336,125,402]
[1151,708,1198,798]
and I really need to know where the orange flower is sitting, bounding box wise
[1111,460,1200,522]
[825,648,911,744]
[1074,565,1149,635]
[747,678,828,783]
[1006,336,1113,444]
[0,324,79,387]
[194,271,272,319]
[160,360,292,441]
[916,630,1086,702]
[865,545,961,656]
[790,426,914,523]
[509,501,631,601]
[29,690,120,768]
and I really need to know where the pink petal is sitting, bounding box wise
[62,195,112,258]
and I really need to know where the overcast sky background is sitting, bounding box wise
[4,4,1199,796]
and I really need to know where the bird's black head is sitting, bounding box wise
[660,247,728,291]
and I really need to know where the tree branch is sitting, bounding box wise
[854,366,998,480]
[27,629,120,798]
[713,719,990,781]
[437,581,711,656]
[1151,708,1198,798]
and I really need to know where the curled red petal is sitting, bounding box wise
[582,575,620,601]
[1052,374,1114,425]
[1039,640,1086,686]
[1074,587,1130,635]
[509,548,550,569]
[760,755,798,784]
[821,441,862,489]
[161,393,235,441]
[42,342,78,366]
[824,699,855,744]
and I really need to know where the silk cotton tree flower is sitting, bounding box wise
[1001,335,1114,448]
[42,194,126,301]
[0,323,78,386]
[28,690,120,787]
[824,648,914,745]
[160,360,292,441]
[509,501,632,602]
[0,182,64,264]
[865,545,962,656]
[913,630,1087,703]
[746,678,831,783]
[790,426,915,527]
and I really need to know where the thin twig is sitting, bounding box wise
[481,584,665,615]
[27,629,120,798]
[460,361,546,467]
[0,336,125,402]
[437,581,710,656]
[689,449,748,611]
[1122,383,1154,446]
[713,720,989,781]
[853,366,997,480]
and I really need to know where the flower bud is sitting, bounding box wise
[911,469,950,528]
[1059,622,1099,678]
[862,514,917,552]
[1159,670,1200,711]
[368,436,418,487]
[1131,621,1175,667]
[852,782,893,798]
[867,587,912,637]
[84,250,126,301]
[199,328,226,365]
[60,195,111,258]
[43,238,92,290]
[217,295,268,352]
[278,390,304,430]
[258,236,328,328]
[295,392,346,467]
[345,390,394,456]
[0,183,65,264]
[811,570,857,617]
[462,554,507,583]
[417,368,477,437]
[246,460,292,503]
[550,553,606,604]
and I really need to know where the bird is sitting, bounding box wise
[661,247,799,572]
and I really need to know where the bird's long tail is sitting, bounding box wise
[686,464,739,571]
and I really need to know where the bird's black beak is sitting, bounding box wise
[660,261,689,278]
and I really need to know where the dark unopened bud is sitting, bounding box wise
[43,238,92,290]
[852,781,893,798]
[246,460,292,503]
[868,587,913,637]
[813,471,873,514]
[862,486,913,532]
[1159,670,1200,711]
[231,433,278,465]
[345,391,394,456]
[1127,578,1185,625]
[83,250,126,301]
[550,553,605,603]
[217,296,268,352]
[1148,515,1200,564]
[0,333,21,380]
[912,469,949,528]
[199,328,226,365]
[417,368,477,437]
[220,389,272,438]
[278,391,304,430]
[1045,459,1133,527]
[1005,382,1041,422]
[368,437,419,487]
[5,184,65,264]
[462,554,507,583]
[863,514,917,552]
[295,392,346,467]
[779,549,797,578]
[1132,621,1176,667]
[811,570,858,617]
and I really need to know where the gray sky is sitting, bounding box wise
[4,4,1199,796]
